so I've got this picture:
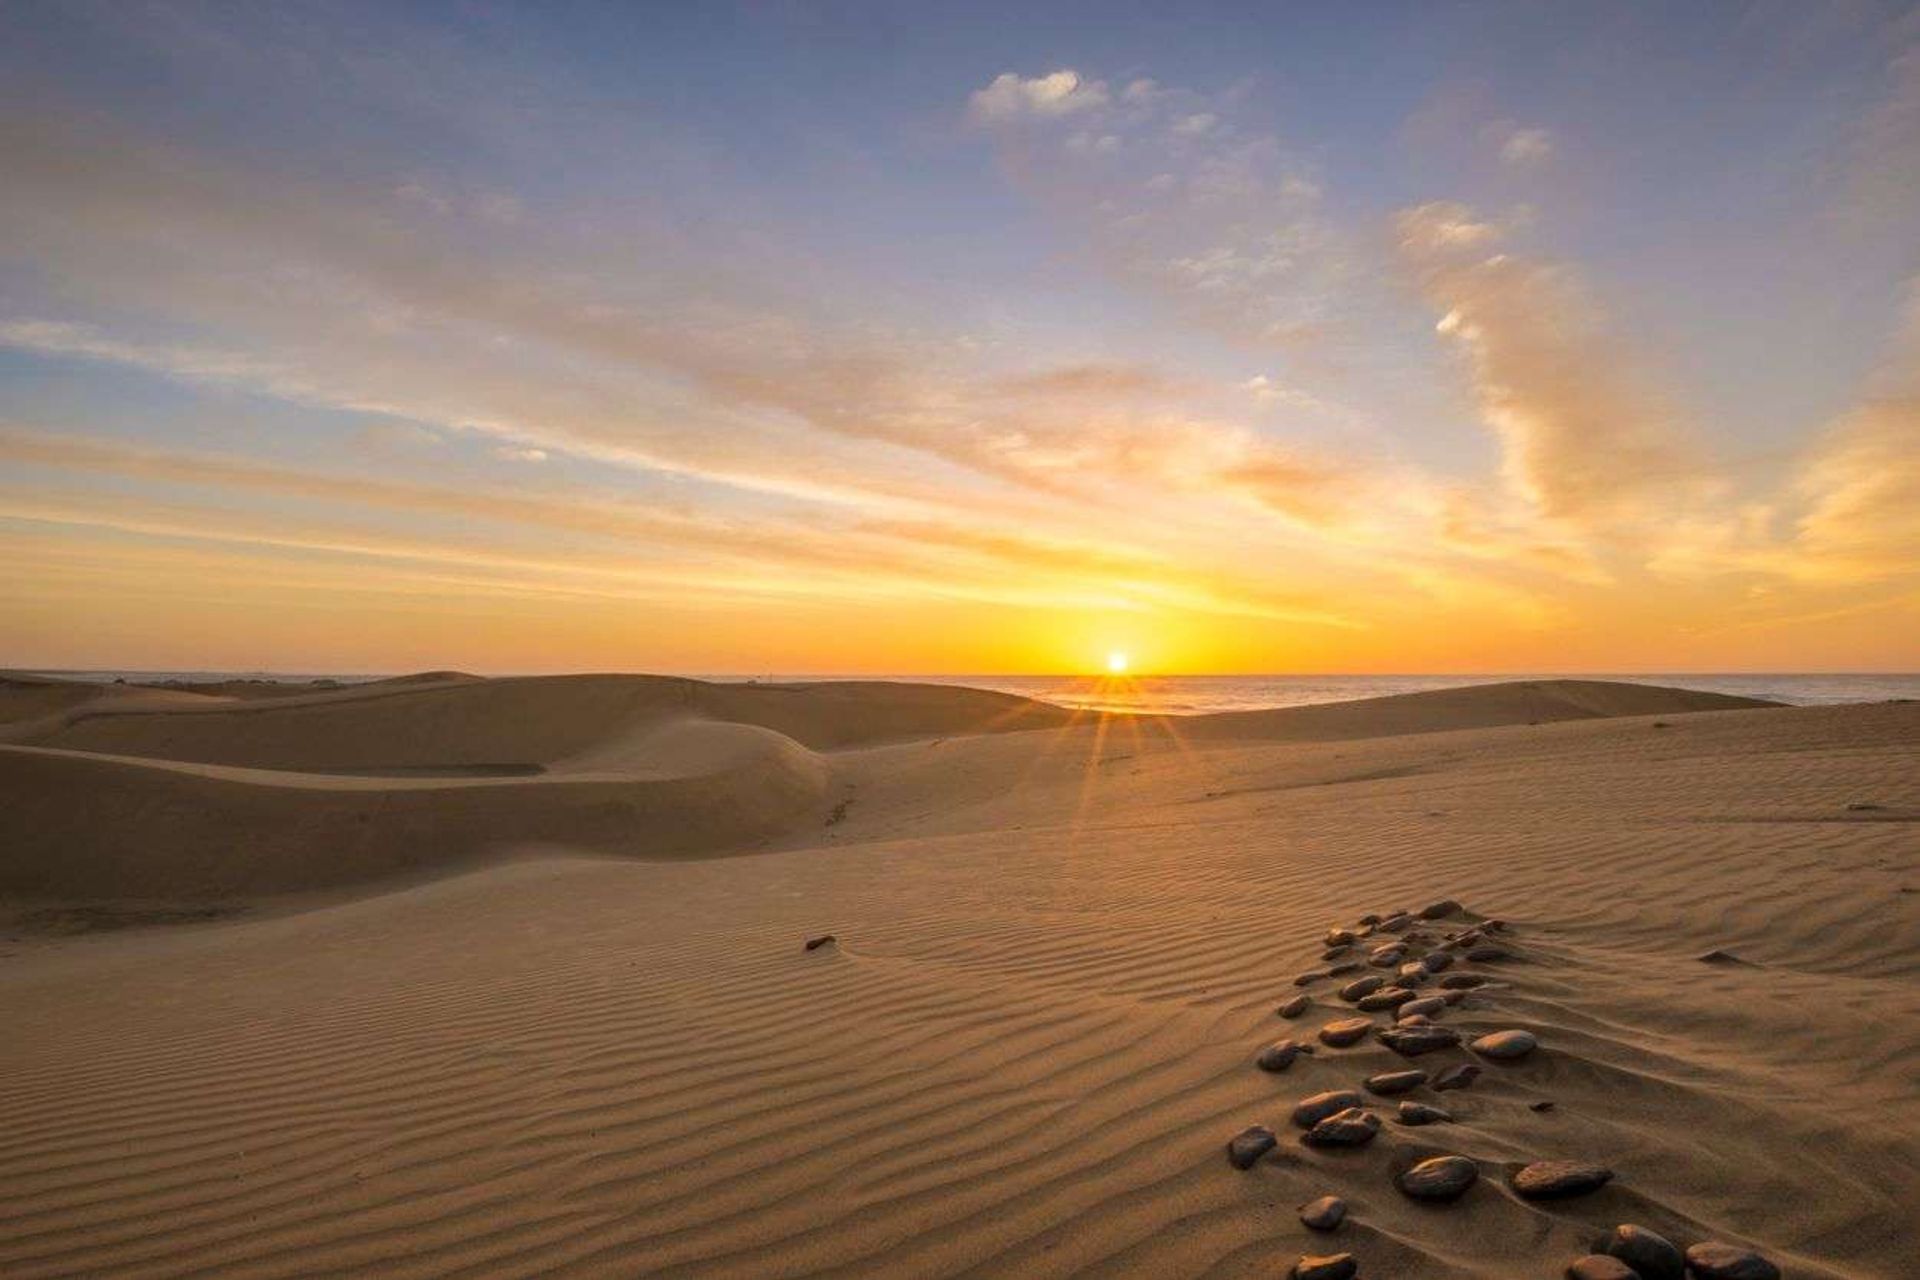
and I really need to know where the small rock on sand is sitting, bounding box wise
[1364,1069,1427,1095]
[1465,945,1509,962]
[1292,1253,1358,1280]
[1358,987,1418,1011]
[1226,1125,1277,1169]
[1432,1063,1481,1091]
[1321,945,1352,961]
[1292,1089,1364,1128]
[1400,996,1446,1018]
[1325,928,1359,947]
[1602,1225,1685,1280]
[1278,993,1312,1018]
[1419,899,1462,919]
[1396,1154,1478,1202]
[804,935,837,951]
[1566,1256,1639,1280]
[1440,974,1487,989]
[1420,951,1454,973]
[1319,1017,1374,1048]
[1380,913,1413,932]
[1367,945,1407,967]
[1299,1195,1347,1230]
[1471,1030,1538,1060]
[1327,962,1364,976]
[1530,1100,1556,1112]
[1258,1039,1313,1072]
[1378,1025,1461,1056]
[1295,970,1329,986]
[1340,975,1386,1001]
[1696,949,1752,966]
[1303,1107,1381,1147]
[1397,1101,1452,1125]
[1681,1243,1780,1280]
[1511,1161,1614,1199]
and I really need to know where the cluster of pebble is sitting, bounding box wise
[1225,900,1783,1280]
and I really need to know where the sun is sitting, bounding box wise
[1105,650,1129,675]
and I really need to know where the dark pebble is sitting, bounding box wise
[1364,1069,1427,1095]
[1466,945,1509,962]
[1358,987,1418,1011]
[1292,1253,1358,1280]
[1681,1243,1780,1280]
[1325,928,1358,947]
[1339,975,1386,1002]
[1257,1039,1313,1072]
[1395,1154,1478,1201]
[804,935,837,951]
[1471,1030,1538,1061]
[1566,1256,1639,1280]
[1380,913,1413,932]
[1432,1063,1481,1091]
[1292,1089,1365,1128]
[1278,993,1312,1018]
[1321,944,1353,961]
[1602,1224,1685,1280]
[1378,1025,1461,1056]
[1530,1100,1557,1112]
[1303,1107,1381,1147]
[1327,962,1364,977]
[1357,913,1382,926]
[1421,951,1455,973]
[1396,1101,1453,1125]
[1399,996,1446,1018]
[1510,1161,1614,1199]
[1419,899,1462,919]
[1295,970,1329,986]
[1440,974,1487,990]
[1226,1125,1277,1169]
[1319,1017,1374,1048]
[1697,949,1752,966]
[1298,1194,1347,1231]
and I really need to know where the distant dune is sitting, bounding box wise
[2,673,1912,1279]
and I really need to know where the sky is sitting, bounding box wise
[1,1,1916,675]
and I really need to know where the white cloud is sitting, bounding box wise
[967,70,1109,123]
[1497,126,1553,166]
[492,445,549,463]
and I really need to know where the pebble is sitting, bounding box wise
[1226,1125,1277,1169]
[1358,987,1418,1011]
[1292,1089,1365,1128]
[1339,975,1386,1002]
[1302,1107,1381,1147]
[1419,899,1462,919]
[1292,1253,1358,1280]
[1432,1063,1482,1091]
[1566,1256,1639,1280]
[1400,996,1446,1018]
[1364,1069,1427,1095]
[1378,1024,1461,1056]
[1440,974,1487,989]
[1396,1013,1433,1027]
[1681,1243,1780,1280]
[1319,1017,1375,1048]
[1321,945,1352,961]
[1601,1224,1685,1280]
[1471,1030,1538,1061]
[804,935,837,951]
[1298,1194,1347,1231]
[1295,970,1329,986]
[1325,928,1358,947]
[1396,962,1431,985]
[1466,945,1509,962]
[1395,1154,1478,1201]
[1327,962,1364,976]
[1530,1100,1556,1112]
[1510,1161,1614,1199]
[1396,1100,1453,1125]
[1277,993,1312,1018]
[1368,950,1407,970]
[1357,913,1381,926]
[1380,913,1413,932]
[1483,919,1508,932]
[1421,951,1455,973]
[1440,989,1471,1005]
[1257,1039,1313,1072]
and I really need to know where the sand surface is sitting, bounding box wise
[0,674,1914,1277]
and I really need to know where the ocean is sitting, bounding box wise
[22,670,1919,716]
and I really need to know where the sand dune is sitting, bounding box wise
[0,676,1914,1278]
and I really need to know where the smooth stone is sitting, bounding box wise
[1472,1030,1538,1061]
[1396,1100,1452,1125]
[1466,945,1509,962]
[1441,989,1470,1005]
[1432,1063,1482,1091]
[1364,1069,1427,1095]
[1421,951,1455,973]
[1396,962,1430,984]
[1400,996,1446,1018]
[1321,944,1353,961]
[1357,913,1382,926]
[1511,1161,1614,1199]
[1531,1100,1557,1112]
[1358,987,1418,1011]
[1368,942,1406,963]
[1378,1025,1461,1056]
[1682,1243,1780,1280]
[1567,1256,1640,1280]
[1419,899,1462,919]
[1602,1225,1686,1280]
[1302,1107,1381,1147]
[1483,919,1508,932]
[1278,993,1312,1018]
[1292,1253,1358,1280]
[1257,1039,1313,1072]
[1396,1013,1433,1027]
[1339,975,1386,1001]
[1395,1154,1478,1201]
[1298,1194,1347,1231]
[1380,913,1413,932]
[1325,928,1358,947]
[1226,1125,1277,1169]
[1292,1089,1365,1128]
[1295,970,1329,986]
[804,935,837,951]
[1440,973,1488,989]
[1327,962,1364,976]
[1319,1017,1374,1048]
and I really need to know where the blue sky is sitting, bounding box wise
[1,1,1916,672]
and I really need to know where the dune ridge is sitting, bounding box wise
[1,675,1913,1278]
